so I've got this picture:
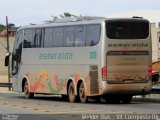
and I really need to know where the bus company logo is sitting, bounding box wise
[108,43,148,48]
[39,52,73,60]
[90,51,97,59]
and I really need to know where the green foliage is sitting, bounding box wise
[44,12,79,23]
[0,23,15,31]
[0,24,5,31]
[8,23,15,29]
[59,12,74,18]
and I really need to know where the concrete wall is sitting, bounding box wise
[0,37,14,91]
[157,27,160,59]
[151,23,159,62]
[0,37,8,75]
[0,37,15,75]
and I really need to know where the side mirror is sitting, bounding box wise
[5,52,10,66]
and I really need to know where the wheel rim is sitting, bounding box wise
[80,83,85,99]
[69,86,74,98]
[68,83,75,102]
[24,82,29,96]
[79,83,87,103]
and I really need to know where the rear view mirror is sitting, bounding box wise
[5,52,10,66]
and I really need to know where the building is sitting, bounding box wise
[151,23,160,73]
[0,27,18,37]
[157,25,160,59]
[151,23,159,62]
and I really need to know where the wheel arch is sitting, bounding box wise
[22,77,30,92]
[66,78,87,96]
[77,79,84,95]
[66,79,75,94]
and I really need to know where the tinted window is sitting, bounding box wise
[22,24,101,48]
[106,20,149,39]
[13,30,23,54]
[64,26,75,47]
[53,27,63,47]
[86,24,101,46]
[24,28,45,48]
[34,29,43,47]
[31,29,35,47]
[24,29,33,48]
[75,26,86,46]
[44,28,52,47]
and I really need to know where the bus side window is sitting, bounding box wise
[44,28,53,47]
[64,26,75,47]
[52,27,63,47]
[75,26,86,46]
[34,29,44,48]
[86,24,101,46]
[24,29,33,48]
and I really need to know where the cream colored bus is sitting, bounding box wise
[6,17,152,103]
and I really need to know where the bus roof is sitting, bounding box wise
[17,16,149,31]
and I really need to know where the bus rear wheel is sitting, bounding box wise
[68,82,76,102]
[121,95,132,104]
[24,81,34,99]
[79,82,88,103]
[61,95,68,101]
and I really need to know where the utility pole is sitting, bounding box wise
[6,16,11,91]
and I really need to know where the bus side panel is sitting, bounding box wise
[19,47,103,96]
[20,64,103,96]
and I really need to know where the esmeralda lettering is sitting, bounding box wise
[39,52,73,60]
[108,43,148,47]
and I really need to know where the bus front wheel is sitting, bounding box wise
[24,81,34,99]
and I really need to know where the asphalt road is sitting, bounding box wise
[0,92,160,120]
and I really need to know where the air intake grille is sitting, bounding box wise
[89,65,99,94]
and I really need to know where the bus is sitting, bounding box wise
[5,17,152,103]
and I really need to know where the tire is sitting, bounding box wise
[24,81,34,99]
[61,95,68,101]
[94,96,101,103]
[68,82,76,103]
[121,95,132,104]
[79,82,88,103]
[105,96,120,104]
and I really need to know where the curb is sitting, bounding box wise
[0,91,13,93]
[0,91,160,103]
[133,96,160,103]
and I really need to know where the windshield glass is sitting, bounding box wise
[106,19,149,39]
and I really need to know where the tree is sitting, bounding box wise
[59,12,77,18]
[44,12,78,23]
[8,23,15,30]
[0,24,5,31]
[0,23,15,31]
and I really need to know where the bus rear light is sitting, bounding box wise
[148,66,152,77]
[102,66,107,79]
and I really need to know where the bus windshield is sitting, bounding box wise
[106,19,149,39]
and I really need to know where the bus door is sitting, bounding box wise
[12,30,23,91]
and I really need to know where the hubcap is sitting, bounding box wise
[68,83,75,101]
[24,82,28,95]
[80,83,85,99]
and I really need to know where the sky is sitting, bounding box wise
[0,0,160,26]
